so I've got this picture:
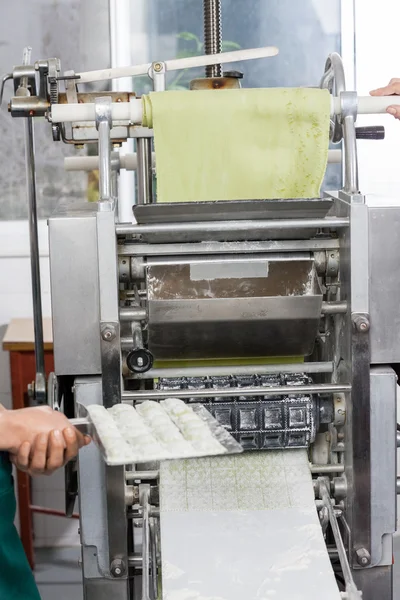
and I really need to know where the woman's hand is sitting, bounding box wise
[0,405,90,475]
[370,79,400,119]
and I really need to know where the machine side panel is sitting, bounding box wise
[370,366,397,568]
[75,377,129,600]
[48,213,101,375]
[369,206,400,364]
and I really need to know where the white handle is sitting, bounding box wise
[75,46,279,84]
[52,97,143,124]
[65,150,339,173]
[64,152,156,171]
[331,95,397,115]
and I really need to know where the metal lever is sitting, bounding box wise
[318,479,362,599]
[140,485,151,600]
[20,47,46,405]
[355,126,385,140]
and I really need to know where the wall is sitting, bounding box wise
[0,221,79,547]
[354,0,400,197]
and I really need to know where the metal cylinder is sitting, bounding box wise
[119,307,147,322]
[122,383,351,402]
[321,301,348,315]
[136,138,153,204]
[115,217,350,237]
[126,471,159,481]
[98,122,112,202]
[128,555,143,568]
[310,464,345,474]
[204,0,222,77]
[130,361,334,380]
[132,321,144,350]
[343,114,359,194]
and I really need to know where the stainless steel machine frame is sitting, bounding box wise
[2,12,399,599]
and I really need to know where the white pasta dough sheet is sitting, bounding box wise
[159,450,341,600]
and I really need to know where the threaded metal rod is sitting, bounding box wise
[204,0,222,77]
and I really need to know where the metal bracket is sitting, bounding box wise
[148,61,166,92]
[140,484,151,600]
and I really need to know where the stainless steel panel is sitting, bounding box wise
[369,204,400,364]
[352,565,392,600]
[330,193,372,567]
[75,378,110,578]
[83,579,129,600]
[133,198,333,223]
[95,210,127,569]
[96,210,123,408]
[370,367,397,567]
[146,256,322,359]
[48,203,101,375]
[76,377,129,600]
[351,202,369,315]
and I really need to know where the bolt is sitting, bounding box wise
[110,558,125,578]
[102,326,116,341]
[137,356,144,367]
[352,314,370,333]
[153,62,163,72]
[355,547,371,567]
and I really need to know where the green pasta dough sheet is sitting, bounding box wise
[142,87,331,203]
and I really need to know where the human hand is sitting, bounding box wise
[0,405,91,475]
[370,79,400,119]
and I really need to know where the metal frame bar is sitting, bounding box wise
[122,383,351,402]
[115,217,349,237]
[118,239,341,256]
[129,361,334,380]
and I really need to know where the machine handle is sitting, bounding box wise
[355,126,385,140]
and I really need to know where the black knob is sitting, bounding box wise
[126,348,154,373]
[355,126,385,140]
[224,70,243,79]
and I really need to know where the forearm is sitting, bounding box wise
[0,406,18,452]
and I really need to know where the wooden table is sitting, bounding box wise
[3,318,54,569]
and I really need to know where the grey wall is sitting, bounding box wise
[0,0,110,219]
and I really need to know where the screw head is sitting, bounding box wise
[110,558,125,577]
[352,314,370,333]
[153,62,163,72]
[102,326,116,341]
[355,547,371,567]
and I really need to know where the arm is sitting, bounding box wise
[370,79,400,119]
[0,404,90,475]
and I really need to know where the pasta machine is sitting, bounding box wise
[1,13,400,600]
